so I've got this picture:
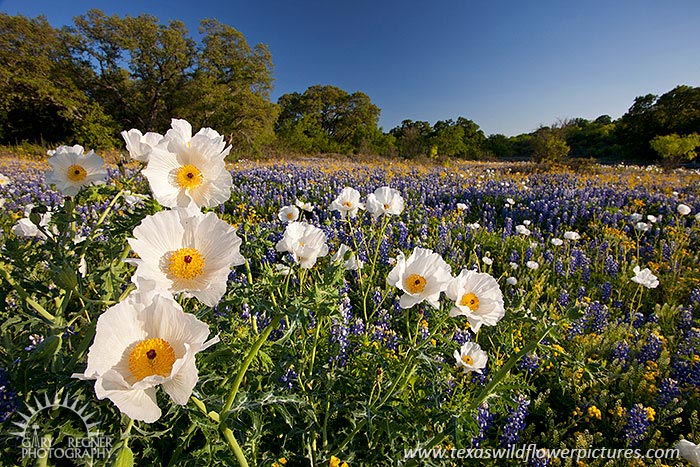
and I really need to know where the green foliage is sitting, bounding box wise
[430,117,485,159]
[0,13,107,146]
[390,120,432,158]
[650,133,700,165]
[390,117,485,159]
[276,85,384,155]
[616,85,700,161]
[531,126,570,163]
[0,10,277,156]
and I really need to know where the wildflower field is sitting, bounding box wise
[0,121,699,467]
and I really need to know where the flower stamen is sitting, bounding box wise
[459,292,480,311]
[128,338,176,381]
[167,247,206,280]
[67,164,87,182]
[175,164,203,189]
[405,274,427,294]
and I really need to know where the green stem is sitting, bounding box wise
[219,313,284,465]
[223,313,283,414]
[122,417,134,445]
[222,427,249,467]
[307,316,322,378]
[361,216,390,322]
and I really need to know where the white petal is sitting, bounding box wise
[95,371,161,422]
[162,352,199,405]
[83,300,147,378]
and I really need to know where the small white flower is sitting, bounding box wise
[78,257,88,277]
[278,205,300,223]
[123,190,146,207]
[142,119,233,209]
[506,277,518,285]
[330,187,364,219]
[12,205,53,239]
[366,186,404,219]
[676,440,700,467]
[551,238,563,246]
[46,145,107,196]
[386,247,452,309]
[630,266,659,289]
[446,269,504,332]
[456,203,467,211]
[0,173,9,185]
[331,244,363,271]
[72,289,218,423]
[526,261,539,270]
[678,204,692,216]
[454,342,488,374]
[635,222,650,232]
[523,220,531,226]
[127,207,244,306]
[467,222,481,230]
[506,198,515,205]
[630,213,643,223]
[276,222,329,269]
[515,225,531,236]
[646,215,657,223]
[696,212,700,222]
[482,256,493,266]
[295,199,314,212]
[121,129,163,163]
[563,231,580,241]
[509,262,519,269]
[275,264,293,276]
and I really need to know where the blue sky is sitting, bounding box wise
[1,0,698,136]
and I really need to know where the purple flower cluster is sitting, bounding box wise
[499,395,530,448]
[624,404,651,447]
[471,403,494,447]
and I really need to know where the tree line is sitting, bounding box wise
[1,10,699,162]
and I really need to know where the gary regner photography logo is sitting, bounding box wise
[9,391,114,462]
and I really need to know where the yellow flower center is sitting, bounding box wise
[287,212,295,219]
[167,247,205,280]
[405,274,427,294]
[67,164,87,182]
[342,201,353,208]
[176,164,203,189]
[459,292,480,311]
[461,355,474,365]
[383,203,390,210]
[128,338,176,381]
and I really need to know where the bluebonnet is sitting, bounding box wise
[624,404,651,447]
[471,403,494,447]
[657,378,680,407]
[612,341,630,364]
[637,334,662,363]
[280,367,298,390]
[557,291,569,308]
[519,353,539,374]
[499,395,530,448]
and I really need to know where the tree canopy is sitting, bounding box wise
[276,85,389,154]
[0,10,277,155]
[1,10,698,162]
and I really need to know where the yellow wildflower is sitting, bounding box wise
[587,406,602,420]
